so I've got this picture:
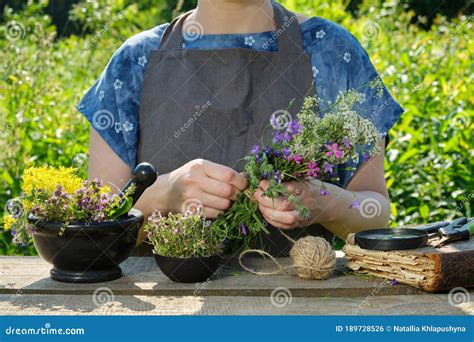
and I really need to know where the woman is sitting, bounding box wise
[78,0,403,255]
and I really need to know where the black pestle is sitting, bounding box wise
[121,162,158,205]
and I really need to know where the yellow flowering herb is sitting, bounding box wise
[2,215,15,231]
[22,166,83,196]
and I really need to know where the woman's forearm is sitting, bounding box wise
[308,181,391,239]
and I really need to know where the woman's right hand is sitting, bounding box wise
[163,159,248,218]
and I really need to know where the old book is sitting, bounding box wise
[343,234,474,292]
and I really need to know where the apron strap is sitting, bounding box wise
[272,2,305,53]
[158,10,194,50]
[159,2,304,53]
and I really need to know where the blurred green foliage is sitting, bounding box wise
[0,0,472,255]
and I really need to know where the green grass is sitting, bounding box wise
[0,1,472,255]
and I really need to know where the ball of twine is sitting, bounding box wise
[239,233,336,280]
[290,236,335,280]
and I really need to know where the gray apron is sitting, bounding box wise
[137,2,333,257]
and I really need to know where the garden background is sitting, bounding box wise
[0,0,472,255]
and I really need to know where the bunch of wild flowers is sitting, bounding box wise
[2,166,135,245]
[212,92,381,249]
[145,209,225,258]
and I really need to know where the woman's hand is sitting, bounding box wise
[254,180,322,230]
[164,159,248,218]
[254,142,391,236]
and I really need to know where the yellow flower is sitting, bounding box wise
[3,215,15,231]
[22,166,83,196]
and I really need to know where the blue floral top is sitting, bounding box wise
[77,16,404,187]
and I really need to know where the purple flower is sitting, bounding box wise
[273,131,283,144]
[349,199,360,210]
[264,146,273,156]
[270,115,280,130]
[363,152,371,161]
[32,205,40,215]
[292,155,302,164]
[255,156,261,163]
[274,170,282,183]
[306,162,320,178]
[251,145,260,154]
[262,173,269,179]
[320,188,329,196]
[282,147,291,158]
[326,143,343,159]
[343,137,351,148]
[288,120,302,135]
[240,224,248,236]
[53,185,63,197]
[323,163,334,174]
[274,150,282,158]
[282,131,292,142]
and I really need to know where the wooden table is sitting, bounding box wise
[0,253,472,315]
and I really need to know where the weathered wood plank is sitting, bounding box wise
[0,255,426,297]
[0,294,471,315]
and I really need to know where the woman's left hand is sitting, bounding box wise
[254,180,324,230]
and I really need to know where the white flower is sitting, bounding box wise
[343,52,351,63]
[113,79,123,90]
[98,90,105,101]
[386,65,396,76]
[138,55,147,67]
[315,30,326,39]
[114,122,122,133]
[312,66,319,78]
[244,36,255,46]
[122,121,134,132]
